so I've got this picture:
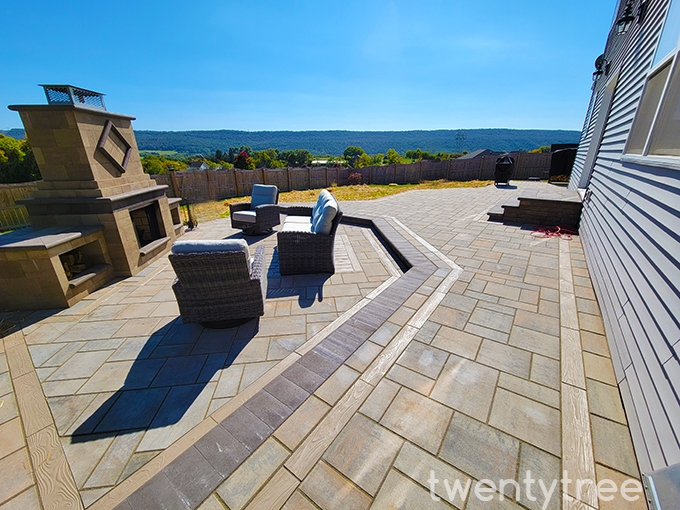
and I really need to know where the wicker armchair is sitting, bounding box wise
[169,240,267,325]
[230,184,280,235]
[277,193,343,275]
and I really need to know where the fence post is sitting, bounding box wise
[325,167,329,187]
[308,167,312,190]
[478,157,484,180]
[205,170,213,200]
[516,152,522,179]
[447,158,452,181]
[262,168,267,185]
[287,168,292,191]
[169,170,181,198]
[233,169,241,197]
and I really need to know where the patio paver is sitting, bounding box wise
[0,181,648,510]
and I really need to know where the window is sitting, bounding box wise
[624,0,680,162]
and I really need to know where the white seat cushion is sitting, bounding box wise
[312,189,332,224]
[232,210,257,223]
[250,184,278,209]
[285,216,313,224]
[171,239,251,260]
[281,222,313,233]
[312,190,338,235]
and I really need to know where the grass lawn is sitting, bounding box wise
[180,179,491,224]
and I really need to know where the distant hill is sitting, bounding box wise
[2,128,580,156]
[0,129,27,140]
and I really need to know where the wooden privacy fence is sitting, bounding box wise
[0,181,39,230]
[0,153,551,228]
[152,152,551,202]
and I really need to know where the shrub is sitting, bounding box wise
[348,172,362,185]
[234,151,255,170]
[385,149,402,165]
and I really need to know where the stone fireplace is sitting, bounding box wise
[0,85,183,310]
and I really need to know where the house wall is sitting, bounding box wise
[568,0,680,476]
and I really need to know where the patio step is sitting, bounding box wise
[487,188,582,228]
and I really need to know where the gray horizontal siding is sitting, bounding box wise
[570,0,680,476]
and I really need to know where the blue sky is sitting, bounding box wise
[2,0,615,132]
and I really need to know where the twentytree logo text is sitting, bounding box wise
[428,470,643,509]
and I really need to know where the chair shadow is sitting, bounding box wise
[265,247,330,307]
[494,183,518,189]
[223,230,276,241]
[71,316,260,442]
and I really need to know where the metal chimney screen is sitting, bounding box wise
[41,85,106,110]
[44,86,72,104]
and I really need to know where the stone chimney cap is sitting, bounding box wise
[38,85,106,111]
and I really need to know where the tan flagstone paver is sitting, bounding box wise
[0,182,648,510]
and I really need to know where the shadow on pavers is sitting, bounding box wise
[71,317,259,442]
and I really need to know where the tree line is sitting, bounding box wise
[141,147,318,174]
[139,145,474,175]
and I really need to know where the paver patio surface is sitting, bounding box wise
[0,181,647,510]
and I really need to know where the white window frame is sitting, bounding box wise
[622,1,680,170]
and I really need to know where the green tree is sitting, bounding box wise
[252,149,286,169]
[0,135,41,183]
[283,149,312,167]
[405,149,421,160]
[227,146,252,163]
[141,155,188,175]
[371,153,384,166]
[385,149,402,164]
[343,146,366,167]
[355,153,372,168]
